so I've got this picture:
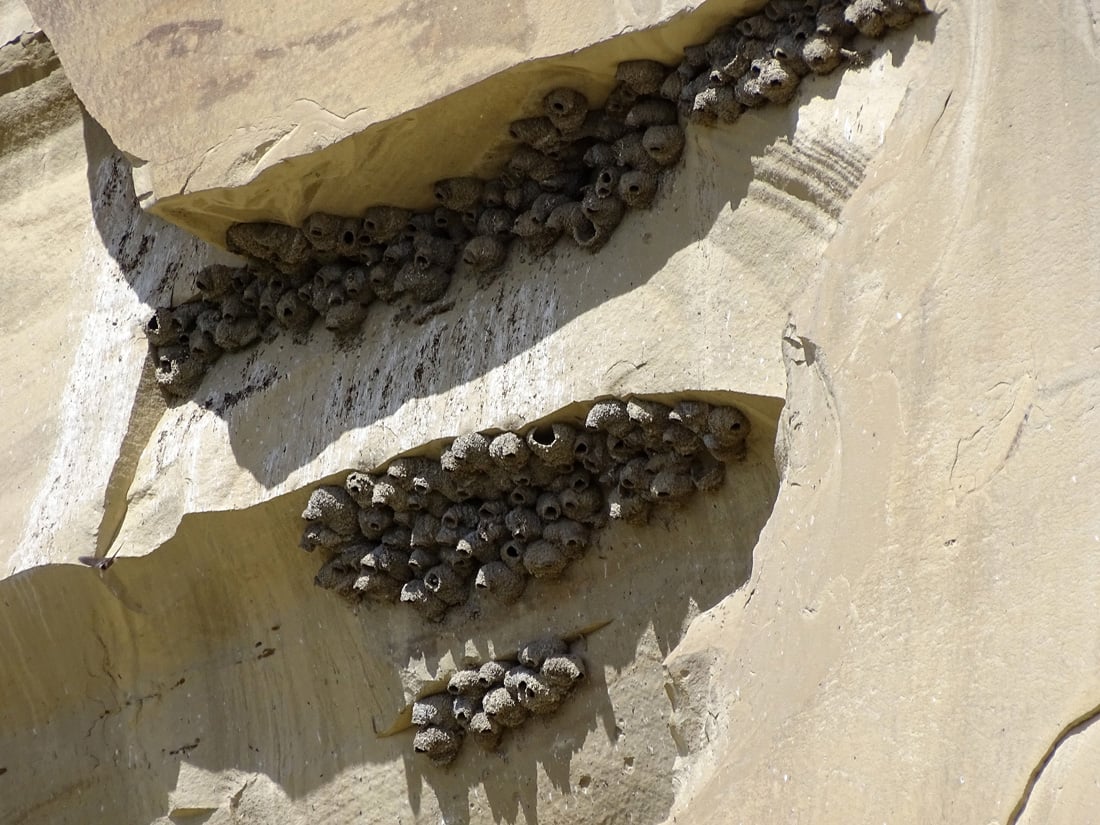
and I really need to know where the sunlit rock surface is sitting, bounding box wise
[2,1,1099,823]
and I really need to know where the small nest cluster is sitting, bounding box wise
[142,0,925,398]
[670,0,926,126]
[300,397,751,621]
[410,636,586,766]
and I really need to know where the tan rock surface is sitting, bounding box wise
[2,0,1100,823]
[662,2,1100,822]
[0,11,89,569]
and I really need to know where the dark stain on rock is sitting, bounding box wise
[142,20,223,58]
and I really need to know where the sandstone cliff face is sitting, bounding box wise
[2,1,1099,823]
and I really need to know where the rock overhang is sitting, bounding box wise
[27,0,773,247]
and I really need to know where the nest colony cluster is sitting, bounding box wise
[300,397,751,622]
[143,0,926,398]
[410,636,586,765]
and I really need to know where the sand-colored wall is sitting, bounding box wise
[2,0,1099,823]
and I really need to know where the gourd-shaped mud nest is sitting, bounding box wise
[144,0,926,398]
[300,396,751,622]
[409,635,587,766]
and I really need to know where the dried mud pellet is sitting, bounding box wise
[514,638,567,673]
[361,545,413,582]
[690,452,727,492]
[612,131,658,173]
[302,486,359,535]
[618,169,658,209]
[693,85,744,125]
[649,468,695,502]
[302,212,341,252]
[607,488,651,524]
[362,206,411,243]
[423,563,468,606]
[194,264,235,300]
[541,519,590,557]
[433,177,484,212]
[354,502,391,535]
[643,124,686,167]
[482,686,527,728]
[586,399,632,436]
[475,208,515,237]
[400,578,448,622]
[352,570,402,602]
[447,668,484,697]
[522,539,568,579]
[468,711,503,751]
[560,487,604,526]
[505,665,565,715]
[543,87,589,132]
[541,653,586,688]
[488,432,530,473]
[803,32,843,74]
[505,507,541,541]
[413,725,462,766]
[408,547,439,576]
[499,539,527,572]
[462,235,509,271]
[412,233,457,271]
[738,12,778,39]
[660,69,684,101]
[535,491,563,522]
[452,694,481,726]
[478,661,507,689]
[615,59,669,95]
[624,98,679,128]
[525,422,577,467]
[474,561,527,604]
[412,692,458,729]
